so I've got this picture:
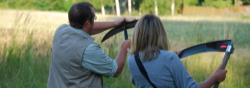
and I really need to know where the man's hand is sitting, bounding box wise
[113,18,125,27]
[91,18,125,35]
[120,40,131,52]
[113,18,137,27]
[114,40,131,77]
[90,18,136,35]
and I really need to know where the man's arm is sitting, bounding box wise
[90,19,124,35]
[81,40,130,77]
[113,40,130,76]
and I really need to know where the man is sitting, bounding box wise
[48,2,130,88]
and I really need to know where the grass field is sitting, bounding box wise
[0,10,250,88]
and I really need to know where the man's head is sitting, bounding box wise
[68,2,95,33]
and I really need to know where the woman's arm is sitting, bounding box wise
[169,53,227,88]
[199,68,227,88]
[169,53,200,88]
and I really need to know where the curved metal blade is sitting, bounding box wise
[178,40,233,59]
[101,20,138,42]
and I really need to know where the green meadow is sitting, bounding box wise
[0,11,250,88]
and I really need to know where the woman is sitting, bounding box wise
[128,14,227,88]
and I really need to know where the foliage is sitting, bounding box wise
[0,0,115,13]
[203,0,233,8]
[139,0,172,15]
[183,0,233,8]
[184,0,200,6]
[0,0,89,11]
[90,0,114,11]
[139,0,154,14]
[0,0,243,15]
[241,0,250,5]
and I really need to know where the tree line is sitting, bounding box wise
[0,0,249,16]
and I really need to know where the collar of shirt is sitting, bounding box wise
[68,25,94,41]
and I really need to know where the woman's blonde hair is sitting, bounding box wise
[131,14,169,60]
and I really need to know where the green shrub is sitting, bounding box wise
[241,0,250,5]
[184,0,200,6]
[0,0,86,11]
[204,0,233,8]
[139,0,172,15]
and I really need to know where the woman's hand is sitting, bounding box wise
[200,68,227,88]
[212,68,227,82]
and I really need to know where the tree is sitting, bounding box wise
[128,0,132,15]
[100,0,105,15]
[171,0,175,16]
[115,0,121,16]
[154,0,159,15]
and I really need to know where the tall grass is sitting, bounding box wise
[0,33,50,88]
[101,20,250,88]
[0,11,250,88]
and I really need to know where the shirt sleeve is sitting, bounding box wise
[168,52,199,88]
[82,43,118,77]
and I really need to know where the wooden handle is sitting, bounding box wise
[213,48,232,88]
[124,29,128,40]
